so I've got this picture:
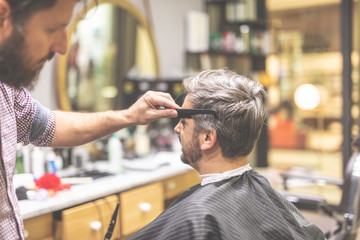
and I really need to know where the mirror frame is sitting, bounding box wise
[56,0,160,111]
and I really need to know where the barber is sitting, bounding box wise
[0,0,178,239]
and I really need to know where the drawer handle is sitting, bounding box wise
[24,229,29,238]
[167,181,176,190]
[90,221,102,231]
[139,202,152,212]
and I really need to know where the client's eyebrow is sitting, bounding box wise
[175,109,218,119]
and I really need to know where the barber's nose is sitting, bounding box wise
[51,29,68,54]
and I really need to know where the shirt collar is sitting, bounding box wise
[200,164,252,186]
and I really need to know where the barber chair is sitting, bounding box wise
[280,136,360,240]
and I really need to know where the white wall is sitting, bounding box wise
[31,59,58,109]
[150,0,202,77]
[30,0,203,110]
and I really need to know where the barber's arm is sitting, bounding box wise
[50,91,179,148]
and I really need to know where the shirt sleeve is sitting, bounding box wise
[15,88,55,147]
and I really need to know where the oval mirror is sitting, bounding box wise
[56,0,159,111]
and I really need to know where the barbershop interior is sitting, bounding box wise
[15,0,360,239]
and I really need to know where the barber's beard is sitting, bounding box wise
[0,28,54,90]
[180,133,202,165]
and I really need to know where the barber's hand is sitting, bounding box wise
[127,91,179,125]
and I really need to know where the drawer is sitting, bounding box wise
[163,169,201,199]
[98,195,121,239]
[24,213,53,240]
[120,182,164,236]
[59,195,119,240]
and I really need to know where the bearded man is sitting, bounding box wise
[0,1,178,239]
[128,69,326,240]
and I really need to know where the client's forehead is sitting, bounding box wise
[182,95,193,109]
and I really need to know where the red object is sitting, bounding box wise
[35,174,71,192]
[268,114,305,149]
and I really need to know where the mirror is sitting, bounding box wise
[56,0,159,111]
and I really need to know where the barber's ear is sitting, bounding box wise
[0,0,11,27]
[200,129,217,150]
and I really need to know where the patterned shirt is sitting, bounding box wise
[0,82,55,240]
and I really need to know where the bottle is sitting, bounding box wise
[31,147,45,180]
[71,145,90,169]
[54,154,64,171]
[134,125,150,157]
[108,134,124,173]
[22,145,31,173]
[45,149,57,174]
[15,144,24,174]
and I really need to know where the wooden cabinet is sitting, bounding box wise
[24,169,199,240]
[163,169,201,200]
[24,213,53,240]
[56,195,120,240]
[120,182,164,237]
[59,201,102,240]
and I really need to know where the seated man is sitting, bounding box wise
[129,69,325,240]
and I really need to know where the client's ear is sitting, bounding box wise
[0,0,10,27]
[200,129,217,150]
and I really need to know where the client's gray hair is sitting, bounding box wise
[183,69,268,157]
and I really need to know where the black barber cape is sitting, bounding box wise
[128,170,325,240]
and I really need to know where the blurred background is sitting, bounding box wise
[19,0,360,238]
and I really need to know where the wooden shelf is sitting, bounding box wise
[186,0,268,74]
[205,0,247,3]
[224,19,268,29]
[186,50,266,58]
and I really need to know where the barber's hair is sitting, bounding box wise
[183,69,268,157]
[6,0,56,29]
[6,0,89,31]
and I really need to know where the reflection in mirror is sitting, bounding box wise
[56,0,159,111]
